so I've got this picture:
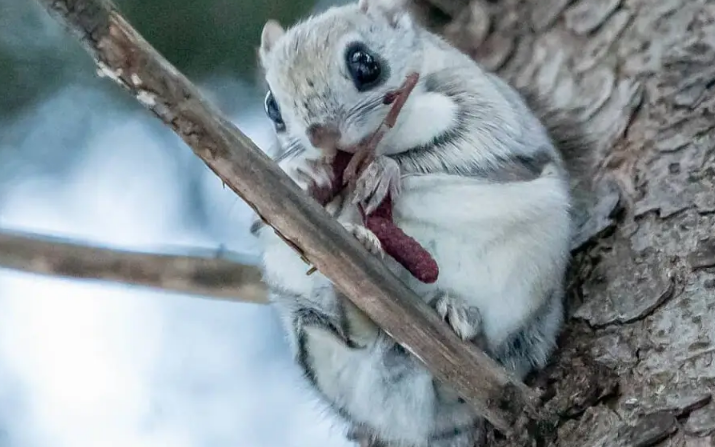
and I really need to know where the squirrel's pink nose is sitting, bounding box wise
[307,123,341,150]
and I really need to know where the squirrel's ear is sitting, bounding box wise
[259,20,285,62]
[358,0,412,29]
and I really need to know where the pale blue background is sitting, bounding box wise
[0,0,355,445]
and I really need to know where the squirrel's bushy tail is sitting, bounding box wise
[516,86,601,245]
[516,86,598,191]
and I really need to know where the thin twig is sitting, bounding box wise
[34,0,541,434]
[343,72,420,186]
[0,229,268,304]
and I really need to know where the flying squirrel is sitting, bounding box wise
[250,0,595,445]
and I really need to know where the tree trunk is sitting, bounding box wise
[413,0,715,445]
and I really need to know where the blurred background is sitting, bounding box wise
[0,0,356,445]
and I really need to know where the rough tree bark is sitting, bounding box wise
[411,0,715,445]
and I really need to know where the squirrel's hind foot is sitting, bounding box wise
[429,291,485,345]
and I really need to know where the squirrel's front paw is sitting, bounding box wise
[351,156,401,215]
[342,222,384,258]
[288,157,334,194]
[428,291,484,343]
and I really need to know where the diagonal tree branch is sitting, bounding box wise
[0,229,268,304]
[34,0,542,435]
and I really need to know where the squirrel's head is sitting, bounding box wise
[258,0,422,159]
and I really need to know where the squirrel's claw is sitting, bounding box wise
[342,222,384,258]
[290,157,334,194]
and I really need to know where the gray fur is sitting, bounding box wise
[391,69,562,182]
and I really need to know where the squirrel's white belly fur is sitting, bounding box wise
[394,171,570,352]
[258,169,570,446]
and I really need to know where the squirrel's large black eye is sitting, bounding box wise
[345,42,383,91]
[264,91,285,131]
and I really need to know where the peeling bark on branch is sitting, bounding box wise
[414,0,715,445]
[34,0,542,436]
[0,229,268,303]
